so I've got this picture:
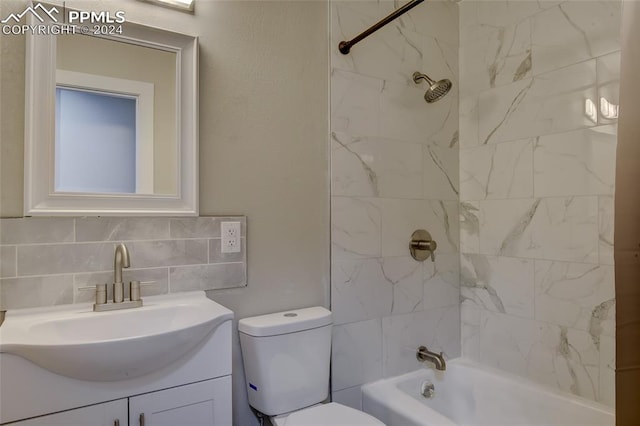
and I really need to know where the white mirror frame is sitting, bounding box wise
[24,16,198,216]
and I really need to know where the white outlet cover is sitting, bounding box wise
[221,221,241,253]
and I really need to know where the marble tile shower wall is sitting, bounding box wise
[330,1,460,408]
[0,217,247,310]
[458,0,620,407]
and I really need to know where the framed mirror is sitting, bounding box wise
[24,8,198,216]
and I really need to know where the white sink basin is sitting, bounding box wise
[0,291,233,381]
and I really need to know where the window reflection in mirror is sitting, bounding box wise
[55,88,136,193]
[55,34,178,195]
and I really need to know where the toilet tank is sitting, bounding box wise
[238,307,332,416]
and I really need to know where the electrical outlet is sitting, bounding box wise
[221,221,241,253]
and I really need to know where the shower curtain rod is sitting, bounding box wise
[338,0,425,55]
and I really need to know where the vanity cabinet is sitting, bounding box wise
[129,376,232,425]
[10,400,127,426]
[10,377,232,426]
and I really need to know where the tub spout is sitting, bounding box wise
[417,345,446,371]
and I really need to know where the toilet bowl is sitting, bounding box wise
[271,402,384,426]
[238,307,385,425]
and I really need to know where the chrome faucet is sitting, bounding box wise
[113,243,130,303]
[417,345,446,371]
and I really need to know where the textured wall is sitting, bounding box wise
[458,0,620,406]
[0,1,329,425]
[329,0,460,408]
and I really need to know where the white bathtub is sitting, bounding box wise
[362,359,614,426]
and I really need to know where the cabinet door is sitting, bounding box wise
[129,377,232,426]
[11,399,127,426]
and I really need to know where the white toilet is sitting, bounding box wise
[239,307,385,426]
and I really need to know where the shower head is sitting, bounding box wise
[412,72,452,103]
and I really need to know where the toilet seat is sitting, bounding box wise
[272,402,385,426]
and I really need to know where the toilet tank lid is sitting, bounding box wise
[238,307,332,337]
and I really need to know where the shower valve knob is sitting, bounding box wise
[410,229,437,262]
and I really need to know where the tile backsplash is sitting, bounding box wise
[0,216,247,310]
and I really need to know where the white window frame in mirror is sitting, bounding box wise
[24,16,198,216]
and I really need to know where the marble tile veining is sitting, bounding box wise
[534,261,615,337]
[479,311,600,400]
[533,126,617,197]
[331,132,423,199]
[460,201,480,254]
[460,138,533,200]
[461,254,534,319]
[479,197,598,263]
[423,144,459,200]
[598,196,615,265]
[332,319,383,391]
[331,197,382,261]
[531,1,621,76]
[478,60,597,145]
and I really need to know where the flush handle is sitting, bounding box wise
[139,413,145,426]
[114,420,119,426]
[410,229,437,262]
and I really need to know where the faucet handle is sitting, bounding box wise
[130,281,141,302]
[95,284,107,305]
